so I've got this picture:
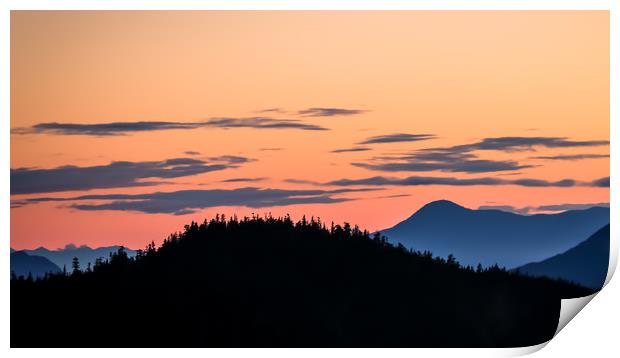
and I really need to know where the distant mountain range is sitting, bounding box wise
[380,200,610,268]
[516,225,609,290]
[11,251,61,279]
[12,244,137,273]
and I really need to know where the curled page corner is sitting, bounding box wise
[502,341,549,357]
[551,221,617,341]
[512,292,601,356]
[554,292,598,337]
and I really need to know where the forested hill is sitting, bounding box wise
[11,215,592,348]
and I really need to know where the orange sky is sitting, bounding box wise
[10,11,609,250]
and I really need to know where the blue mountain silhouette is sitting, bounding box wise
[516,225,609,290]
[380,200,610,268]
[10,251,61,279]
[15,244,136,272]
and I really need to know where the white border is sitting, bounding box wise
[1,1,617,357]
[0,0,614,11]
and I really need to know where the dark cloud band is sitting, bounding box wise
[325,175,604,188]
[352,136,607,174]
[221,177,267,183]
[16,187,378,215]
[298,107,366,117]
[591,176,610,187]
[12,117,327,136]
[531,154,609,161]
[359,133,436,145]
[331,147,372,153]
[353,160,531,173]
[11,156,252,195]
[478,202,609,215]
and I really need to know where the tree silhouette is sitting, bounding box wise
[71,257,80,276]
[11,214,593,348]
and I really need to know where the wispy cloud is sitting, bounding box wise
[283,179,322,185]
[221,177,267,183]
[12,121,203,136]
[478,202,609,215]
[591,176,610,187]
[477,205,532,215]
[11,156,252,195]
[183,151,201,156]
[359,133,436,145]
[330,147,372,153]
[531,154,609,161]
[353,147,532,173]
[12,117,328,136]
[206,117,327,131]
[17,187,378,215]
[255,108,287,114]
[535,202,610,212]
[353,159,530,174]
[298,107,367,117]
[375,193,412,199]
[324,175,602,188]
[442,136,609,153]
[352,136,608,174]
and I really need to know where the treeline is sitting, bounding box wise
[11,214,592,347]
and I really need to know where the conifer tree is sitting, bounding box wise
[71,256,80,275]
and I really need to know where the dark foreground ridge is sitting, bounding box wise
[517,224,610,289]
[11,215,592,347]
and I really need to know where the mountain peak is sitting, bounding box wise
[418,200,466,212]
[381,200,610,268]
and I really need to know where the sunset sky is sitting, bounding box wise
[10,11,609,250]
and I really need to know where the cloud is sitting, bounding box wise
[10,201,27,209]
[477,205,532,215]
[327,176,501,187]
[324,175,592,188]
[591,176,610,187]
[255,108,286,114]
[353,146,532,173]
[351,136,607,174]
[375,193,412,199]
[352,159,530,173]
[298,107,366,117]
[359,133,436,145]
[18,187,378,215]
[206,117,327,131]
[510,178,576,187]
[11,121,203,136]
[12,117,327,136]
[208,155,252,164]
[535,202,610,212]
[330,147,372,153]
[443,137,609,153]
[478,202,609,215]
[259,147,283,151]
[531,154,609,161]
[11,156,251,195]
[283,179,323,185]
[183,151,201,156]
[221,177,267,183]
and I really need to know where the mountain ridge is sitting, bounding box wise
[10,251,61,279]
[13,244,137,272]
[380,200,610,268]
[516,224,609,289]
